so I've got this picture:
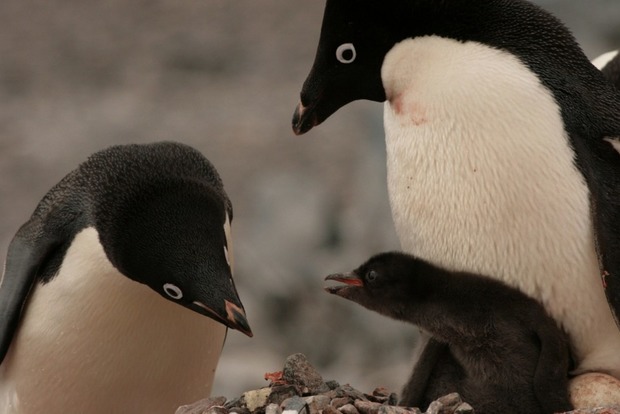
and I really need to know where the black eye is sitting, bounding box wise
[163,283,183,299]
[366,270,378,283]
[336,43,356,64]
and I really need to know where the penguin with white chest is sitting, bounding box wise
[293,0,620,384]
[0,142,252,414]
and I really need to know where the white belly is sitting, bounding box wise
[382,36,620,376]
[0,227,226,414]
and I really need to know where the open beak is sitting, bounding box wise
[324,271,363,295]
[191,300,253,337]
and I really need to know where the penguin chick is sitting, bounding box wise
[0,142,252,414]
[326,252,572,414]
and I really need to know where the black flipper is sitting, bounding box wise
[532,321,572,414]
[0,170,89,363]
[399,334,449,407]
[0,220,62,363]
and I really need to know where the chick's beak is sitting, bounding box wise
[324,271,364,295]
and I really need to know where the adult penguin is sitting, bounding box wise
[293,0,620,379]
[0,142,252,414]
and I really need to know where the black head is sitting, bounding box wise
[97,181,251,337]
[293,0,591,135]
[325,252,421,312]
[87,143,252,337]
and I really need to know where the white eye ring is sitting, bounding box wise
[336,43,357,64]
[163,283,183,299]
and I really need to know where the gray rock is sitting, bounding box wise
[424,401,444,414]
[454,403,474,414]
[339,404,361,414]
[176,396,228,414]
[335,385,368,401]
[228,408,251,414]
[436,393,462,412]
[268,385,301,406]
[304,394,330,413]
[354,400,382,414]
[283,353,330,395]
[378,405,422,414]
[331,397,353,409]
[281,395,309,414]
[266,403,283,414]
[207,407,229,414]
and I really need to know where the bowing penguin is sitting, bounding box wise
[326,252,573,414]
[293,0,620,379]
[0,142,252,414]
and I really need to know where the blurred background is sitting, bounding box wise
[1,0,619,400]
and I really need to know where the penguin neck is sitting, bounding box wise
[380,36,620,374]
[2,227,226,414]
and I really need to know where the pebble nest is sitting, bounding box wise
[175,354,620,414]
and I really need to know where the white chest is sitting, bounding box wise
[0,227,226,414]
[381,36,620,375]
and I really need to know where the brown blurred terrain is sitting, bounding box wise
[1,0,618,400]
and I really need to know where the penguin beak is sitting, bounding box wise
[191,300,253,337]
[324,272,364,295]
[293,101,319,135]
[224,300,253,337]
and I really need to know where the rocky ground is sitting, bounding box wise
[176,354,620,414]
[1,0,619,399]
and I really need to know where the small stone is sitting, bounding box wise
[436,393,462,411]
[323,406,341,414]
[176,396,228,414]
[424,400,443,414]
[387,393,398,406]
[339,404,361,414]
[326,380,341,390]
[224,398,243,410]
[266,403,283,414]
[228,408,250,414]
[331,397,353,409]
[268,385,300,405]
[282,354,330,395]
[354,400,382,414]
[373,388,391,398]
[281,395,309,414]
[337,385,368,401]
[304,395,330,413]
[454,403,474,414]
[207,407,228,414]
[378,406,422,414]
[243,388,273,412]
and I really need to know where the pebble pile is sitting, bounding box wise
[176,353,620,414]
[176,353,471,414]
